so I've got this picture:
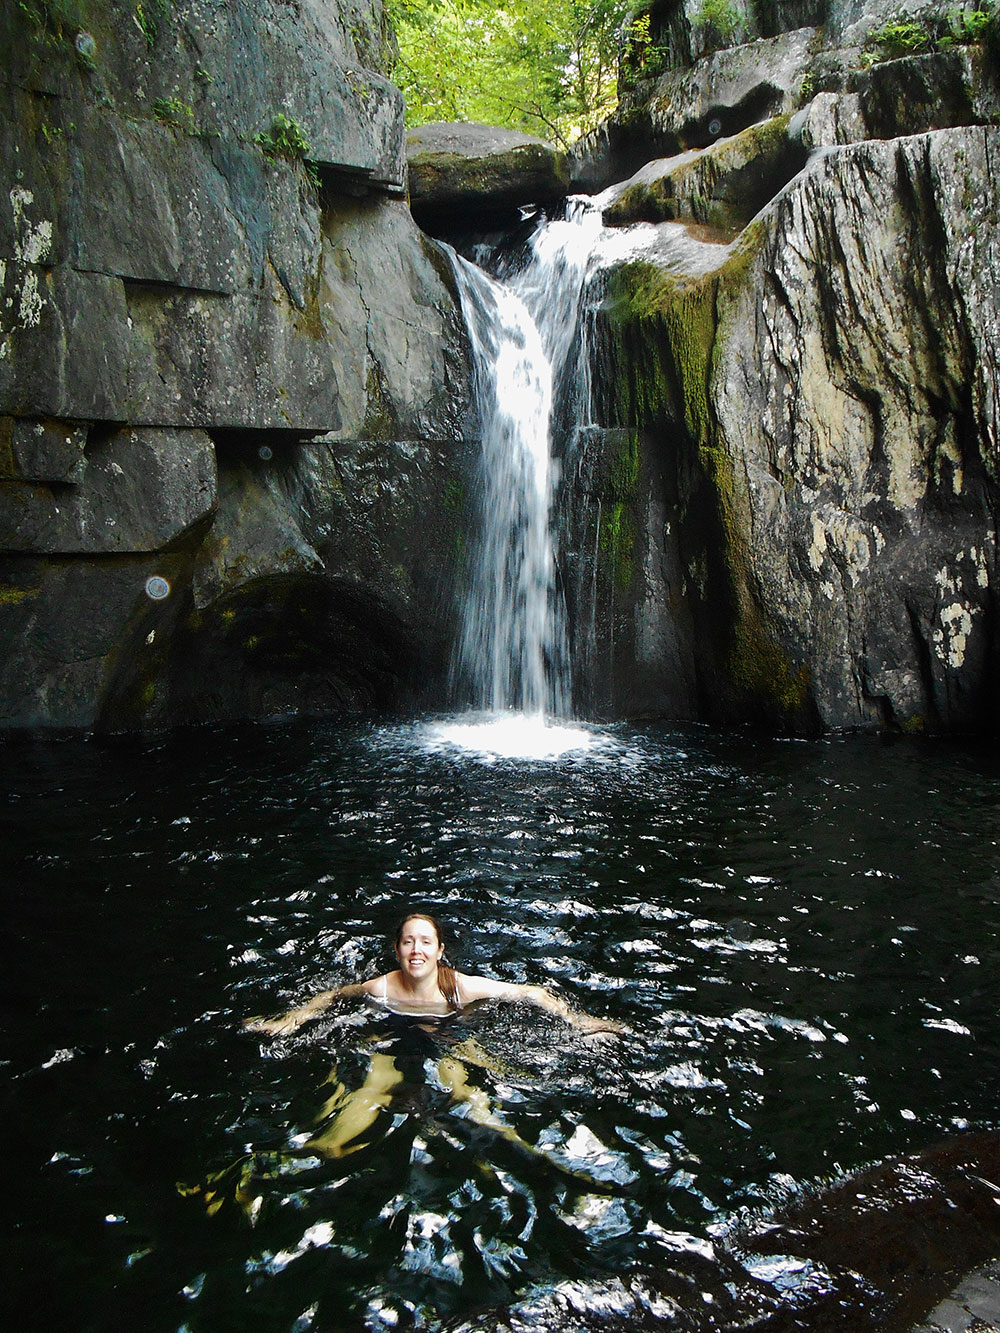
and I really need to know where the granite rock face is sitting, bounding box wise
[559,0,1000,733]
[600,115,807,232]
[595,121,1000,733]
[0,0,472,730]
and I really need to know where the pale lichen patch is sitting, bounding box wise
[934,601,976,669]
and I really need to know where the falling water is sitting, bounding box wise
[447,201,615,723]
[442,200,729,757]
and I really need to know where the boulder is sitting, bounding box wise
[406,122,569,233]
[853,46,999,140]
[641,26,818,149]
[601,114,808,232]
[574,25,818,189]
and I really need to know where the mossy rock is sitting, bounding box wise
[600,221,813,727]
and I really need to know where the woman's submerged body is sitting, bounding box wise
[245,913,623,1160]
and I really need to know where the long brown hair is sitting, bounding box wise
[394,912,461,1010]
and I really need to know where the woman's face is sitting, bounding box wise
[395,916,445,982]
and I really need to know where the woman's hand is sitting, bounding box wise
[243,989,339,1037]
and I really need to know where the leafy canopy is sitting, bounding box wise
[388,0,633,147]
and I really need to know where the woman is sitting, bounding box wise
[246,911,622,1036]
[245,911,622,1160]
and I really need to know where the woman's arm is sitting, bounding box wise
[457,974,625,1035]
[244,980,375,1036]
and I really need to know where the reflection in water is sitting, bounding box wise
[1,718,999,1330]
[424,712,604,761]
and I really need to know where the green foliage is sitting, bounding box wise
[17,0,84,37]
[256,114,319,186]
[867,15,935,58]
[622,9,671,82]
[152,95,195,131]
[256,114,311,159]
[692,0,741,52]
[135,0,170,52]
[388,0,632,146]
[862,6,994,65]
[941,5,994,44]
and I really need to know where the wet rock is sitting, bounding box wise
[99,570,426,730]
[406,122,569,234]
[577,25,818,189]
[0,551,192,730]
[910,1258,1000,1333]
[735,1130,1000,1331]
[558,426,699,720]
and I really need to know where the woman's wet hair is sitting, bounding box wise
[394,912,461,1010]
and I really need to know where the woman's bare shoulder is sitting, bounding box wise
[341,975,387,999]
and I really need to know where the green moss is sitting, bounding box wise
[606,432,640,501]
[606,220,766,439]
[443,477,465,511]
[17,0,86,39]
[0,584,40,606]
[134,0,169,52]
[604,221,810,721]
[361,361,399,439]
[595,434,642,592]
[599,502,637,592]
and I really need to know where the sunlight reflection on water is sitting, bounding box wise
[421,712,610,762]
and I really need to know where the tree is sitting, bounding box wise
[388,0,632,146]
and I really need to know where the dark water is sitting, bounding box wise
[2,716,999,1331]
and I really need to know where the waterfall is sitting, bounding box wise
[447,201,609,722]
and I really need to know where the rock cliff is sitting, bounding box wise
[573,0,1000,731]
[2,0,999,736]
[0,0,472,729]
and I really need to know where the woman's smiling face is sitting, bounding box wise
[395,916,445,980]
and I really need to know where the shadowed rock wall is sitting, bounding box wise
[0,0,473,730]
